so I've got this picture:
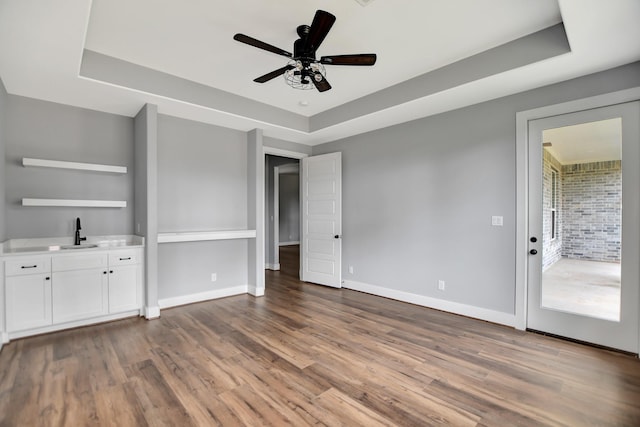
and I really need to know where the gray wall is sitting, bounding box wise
[158,240,248,299]
[4,95,134,238]
[156,115,249,300]
[0,77,7,241]
[279,173,300,243]
[134,104,159,313]
[157,114,247,232]
[312,61,640,315]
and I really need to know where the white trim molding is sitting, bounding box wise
[265,263,281,271]
[343,280,516,327]
[263,147,309,159]
[515,86,640,331]
[248,285,265,297]
[144,305,161,319]
[158,285,248,309]
[279,241,300,246]
[7,311,141,340]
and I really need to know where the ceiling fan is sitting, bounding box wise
[233,9,377,92]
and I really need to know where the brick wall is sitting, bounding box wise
[561,160,621,262]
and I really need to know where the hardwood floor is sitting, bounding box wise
[1,245,639,426]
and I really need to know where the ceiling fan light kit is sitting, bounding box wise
[233,10,377,93]
[284,59,327,90]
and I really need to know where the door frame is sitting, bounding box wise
[264,147,308,276]
[515,87,640,335]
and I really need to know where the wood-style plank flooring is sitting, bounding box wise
[1,245,639,426]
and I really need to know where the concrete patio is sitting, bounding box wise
[542,258,621,321]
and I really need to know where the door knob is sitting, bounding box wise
[530,237,537,243]
[530,249,538,255]
[334,235,341,239]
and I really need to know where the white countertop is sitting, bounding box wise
[1,235,144,256]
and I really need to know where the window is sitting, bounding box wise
[551,167,558,240]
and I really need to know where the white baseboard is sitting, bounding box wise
[158,285,248,309]
[144,305,161,319]
[0,332,8,352]
[279,241,299,246]
[248,285,265,297]
[342,280,516,327]
[265,263,281,271]
[8,311,141,340]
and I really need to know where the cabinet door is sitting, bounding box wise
[108,265,140,313]
[6,274,52,332]
[52,269,108,323]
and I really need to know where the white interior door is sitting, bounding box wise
[527,101,640,353]
[301,152,342,288]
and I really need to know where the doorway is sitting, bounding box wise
[264,149,343,289]
[525,101,640,353]
[265,153,304,274]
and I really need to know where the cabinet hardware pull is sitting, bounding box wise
[45,277,50,281]
[21,265,37,269]
[119,257,131,261]
[109,270,114,274]
[103,271,108,274]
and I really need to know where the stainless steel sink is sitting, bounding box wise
[61,244,99,250]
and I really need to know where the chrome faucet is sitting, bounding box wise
[74,217,87,245]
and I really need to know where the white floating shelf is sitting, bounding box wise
[23,157,127,174]
[22,198,127,208]
[158,230,257,243]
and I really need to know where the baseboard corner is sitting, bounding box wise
[248,285,265,297]
[144,305,161,319]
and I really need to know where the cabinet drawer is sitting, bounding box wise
[5,257,51,276]
[52,253,108,272]
[109,250,140,266]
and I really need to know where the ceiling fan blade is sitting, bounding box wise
[308,10,336,51]
[254,65,295,83]
[312,73,332,92]
[320,54,377,66]
[233,33,292,58]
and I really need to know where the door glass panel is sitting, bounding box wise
[541,118,622,321]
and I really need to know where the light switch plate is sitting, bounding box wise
[492,216,504,226]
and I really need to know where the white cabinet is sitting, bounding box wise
[5,257,52,332]
[2,247,142,339]
[52,269,109,323]
[52,253,109,323]
[107,250,141,313]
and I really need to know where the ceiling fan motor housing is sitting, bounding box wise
[294,25,317,63]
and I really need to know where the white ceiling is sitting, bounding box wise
[543,118,622,165]
[1,0,639,146]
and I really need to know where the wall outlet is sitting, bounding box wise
[348,265,354,274]
[491,216,504,226]
[438,280,446,291]
[211,273,217,282]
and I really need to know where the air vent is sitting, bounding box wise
[354,0,375,6]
